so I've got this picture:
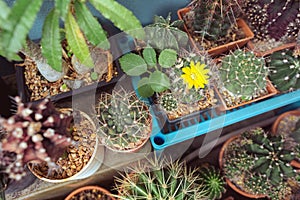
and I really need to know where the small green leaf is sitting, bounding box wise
[74,1,110,50]
[119,53,147,76]
[137,77,154,97]
[142,47,156,67]
[41,9,62,72]
[55,0,71,21]
[1,0,43,60]
[158,49,177,68]
[149,71,170,92]
[0,0,10,23]
[89,0,144,40]
[65,10,93,67]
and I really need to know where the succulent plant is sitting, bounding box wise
[267,48,300,92]
[190,0,240,42]
[219,49,269,100]
[145,12,189,50]
[115,157,208,200]
[197,165,226,200]
[96,88,152,151]
[244,0,300,41]
[159,93,178,112]
[0,97,73,180]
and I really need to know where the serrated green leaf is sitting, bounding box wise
[149,70,170,92]
[158,49,177,68]
[65,10,93,68]
[74,1,110,50]
[89,0,144,40]
[137,77,154,97]
[0,0,43,60]
[119,53,147,76]
[55,0,71,21]
[41,9,62,72]
[0,0,10,23]
[142,47,156,67]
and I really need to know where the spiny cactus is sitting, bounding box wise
[197,165,226,200]
[0,97,73,180]
[190,0,239,42]
[159,93,178,112]
[96,88,152,151]
[244,0,300,41]
[115,158,208,200]
[267,48,300,92]
[219,49,269,100]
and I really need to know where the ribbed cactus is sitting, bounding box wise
[191,0,238,42]
[244,0,300,41]
[0,97,73,180]
[96,88,152,151]
[219,49,268,99]
[115,158,208,200]
[267,48,300,92]
[197,165,226,200]
[159,93,178,112]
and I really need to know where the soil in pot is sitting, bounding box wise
[28,109,97,181]
[65,186,115,200]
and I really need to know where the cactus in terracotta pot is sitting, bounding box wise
[0,97,73,180]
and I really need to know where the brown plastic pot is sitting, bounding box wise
[177,7,254,57]
[247,41,297,57]
[219,135,267,199]
[64,185,116,200]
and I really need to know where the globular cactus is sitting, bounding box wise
[267,48,300,92]
[190,0,239,42]
[115,158,208,200]
[0,97,73,180]
[197,165,226,200]
[159,93,178,112]
[219,49,269,99]
[96,88,152,151]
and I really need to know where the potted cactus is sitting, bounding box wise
[65,185,115,200]
[219,127,300,199]
[244,0,300,56]
[177,0,254,56]
[0,97,102,183]
[96,87,152,152]
[216,49,277,110]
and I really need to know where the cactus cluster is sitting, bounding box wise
[219,49,269,100]
[96,88,152,151]
[159,93,178,112]
[0,97,73,180]
[244,0,300,41]
[115,158,208,200]
[267,48,300,92]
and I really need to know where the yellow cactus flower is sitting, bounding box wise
[181,61,210,90]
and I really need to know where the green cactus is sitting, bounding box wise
[197,165,226,200]
[159,93,178,112]
[219,49,269,100]
[115,158,208,200]
[267,48,300,92]
[96,88,152,151]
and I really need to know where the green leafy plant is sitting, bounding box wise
[119,47,177,97]
[0,0,143,71]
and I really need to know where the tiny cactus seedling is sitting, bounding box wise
[267,48,300,92]
[159,93,178,112]
[219,49,269,100]
[0,97,73,180]
[96,88,152,151]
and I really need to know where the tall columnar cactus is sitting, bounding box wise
[0,97,73,180]
[191,0,239,42]
[267,48,300,92]
[244,0,300,41]
[96,88,152,151]
[115,158,208,200]
[219,49,269,99]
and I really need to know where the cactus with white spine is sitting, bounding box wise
[219,49,269,100]
[267,48,300,92]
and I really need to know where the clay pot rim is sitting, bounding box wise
[64,185,116,200]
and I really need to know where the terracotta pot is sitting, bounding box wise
[64,185,116,200]
[177,7,254,57]
[247,41,297,57]
[219,135,267,199]
[28,109,103,183]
